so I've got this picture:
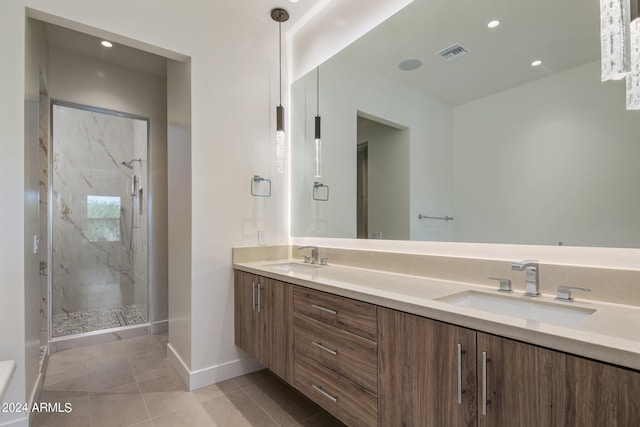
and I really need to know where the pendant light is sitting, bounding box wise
[314,67,322,178]
[600,0,631,81]
[600,0,640,109]
[627,0,640,109]
[272,8,289,173]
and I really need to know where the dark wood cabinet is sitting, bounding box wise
[478,333,640,426]
[566,352,640,426]
[234,271,293,383]
[378,307,476,427]
[235,269,640,427]
[477,332,568,427]
[378,308,640,427]
[293,286,378,425]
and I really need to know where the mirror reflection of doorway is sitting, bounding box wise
[357,143,368,238]
[356,114,410,240]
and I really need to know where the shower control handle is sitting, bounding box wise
[131,175,139,196]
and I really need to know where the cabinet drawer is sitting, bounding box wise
[295,352,377,427]
[294,312,377,393]
[293,286,377,341]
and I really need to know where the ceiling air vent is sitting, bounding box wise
[436,43,469,61]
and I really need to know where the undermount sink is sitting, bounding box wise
[269,262,322,272]
[436,290,596,328]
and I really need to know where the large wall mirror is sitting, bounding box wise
[291,0,640,248]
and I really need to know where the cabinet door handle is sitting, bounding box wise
[457,343,466,404]
[252,282,256,311]
[482,351,488,416]
[312,341,337,356]
[257,284,261,313]
[311,304,337,315]
[312,384,338,403]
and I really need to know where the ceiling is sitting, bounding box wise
[43,23,168,77]
[41,1,318,79]
[339,0,602,106]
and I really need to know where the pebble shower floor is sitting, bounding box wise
[52,305,147,337]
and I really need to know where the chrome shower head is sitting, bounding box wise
[121,158,142,169]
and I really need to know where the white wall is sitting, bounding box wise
[1,0,291,406]
[452,61,640,248]
[291,55,453,240]
[166,58,192,378]
[48,47,168,326]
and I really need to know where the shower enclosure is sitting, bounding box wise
[50,102,149,337]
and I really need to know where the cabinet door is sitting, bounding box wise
[477,333,569,427]
[234,271,258,358]
[262,277,293,383]
[566,353,640,426]
[378,307,476,427]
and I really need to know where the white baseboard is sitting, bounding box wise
[151,320,168,334]
[166,344,264,391]
[166,343,191,388]
[26,369,44,426]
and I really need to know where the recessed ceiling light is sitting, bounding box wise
[101,41,113,48]
[531,60,542,67]
[398,59,422,71]
[487,20,500,28]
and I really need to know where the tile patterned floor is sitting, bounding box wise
[34,334,345,426]
[52,305,148,337]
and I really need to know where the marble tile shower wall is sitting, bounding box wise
[51,105,148,326]
[39,95,49,343]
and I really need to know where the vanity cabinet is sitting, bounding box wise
[378,307,477,426]
[293,286,378,426]
[234,268,640,426]
[234,271,293,383]
[379,307,640,427]
[477,332,567,426]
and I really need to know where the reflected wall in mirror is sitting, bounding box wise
[291,0,640,248]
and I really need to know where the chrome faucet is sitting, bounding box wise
[297,246,319,264]
[511,260,540,297]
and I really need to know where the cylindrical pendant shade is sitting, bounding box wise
[601,0,631,81]
[627,17,640,109]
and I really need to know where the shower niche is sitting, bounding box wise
[50,102,149,337]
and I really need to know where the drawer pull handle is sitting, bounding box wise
[312,341,337,356]
[311,304,337,315]
[312,384,338,403]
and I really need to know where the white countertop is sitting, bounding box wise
[0,360,16,403]
[234,260,640,371]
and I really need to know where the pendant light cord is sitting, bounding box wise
[279,21,282,106]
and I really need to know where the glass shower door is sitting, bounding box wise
[50,102,148,337]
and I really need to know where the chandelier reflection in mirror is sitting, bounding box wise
[601,0,640,109]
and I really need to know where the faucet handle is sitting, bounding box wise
[302,256,311,264]
[320,258,329,265]
[556,286,591,301]
[488,277,512,293]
